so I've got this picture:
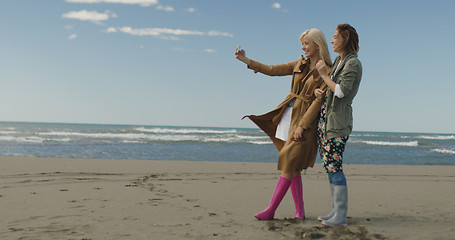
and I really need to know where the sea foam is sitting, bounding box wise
[135,127,237,134]
[361,140,419,147]
[431,148,455,155]
[402,135,455,140]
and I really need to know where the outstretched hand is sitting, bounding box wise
[235,45,248,63]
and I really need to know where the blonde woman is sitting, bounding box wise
[235,29,331,220]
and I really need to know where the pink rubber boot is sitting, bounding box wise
[255,177,291,220]
[290,175,305,219]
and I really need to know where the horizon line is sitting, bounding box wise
[0,120,453,135]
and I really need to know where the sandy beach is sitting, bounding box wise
[0,156,454,240]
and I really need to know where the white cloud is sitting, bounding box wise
[62,10,117,24]
[116,27,158,36]
[203,49,216,53]
[115,27,204,36]
[65,0,159,7]
[185,7,196,13]
[106,27,117,33]
[158,35,180,41]
[108,27,233,39]
[68,34,78,40]
[156,5,174,12]
[272,2,288,12]
[207,30,233,37]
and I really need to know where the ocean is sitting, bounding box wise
[0,122,454,166]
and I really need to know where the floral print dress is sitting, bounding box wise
[317,94,349,173]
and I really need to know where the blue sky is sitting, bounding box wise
[0,0,454,133]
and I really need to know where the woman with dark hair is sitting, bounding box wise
[314,23,362,226]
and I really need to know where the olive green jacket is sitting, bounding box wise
[325,53,362,140]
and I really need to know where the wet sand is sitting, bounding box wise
[0,156,454,239]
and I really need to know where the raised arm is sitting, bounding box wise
[316,60,336,92]
[235,46,295,76]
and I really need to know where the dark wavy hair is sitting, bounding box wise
[337,24,359,54]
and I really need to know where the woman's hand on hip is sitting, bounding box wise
[293,126,305,142]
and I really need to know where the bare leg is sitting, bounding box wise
[280,170,300,180]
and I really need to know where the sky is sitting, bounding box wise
[0,0,454,134]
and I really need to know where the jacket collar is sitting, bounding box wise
[330,53,357,77]
[296,55,308,73]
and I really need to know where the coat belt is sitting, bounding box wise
[289,93,309,102]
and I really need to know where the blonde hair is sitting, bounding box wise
[299,29,332,67]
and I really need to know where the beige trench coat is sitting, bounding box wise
[243,56,327,172]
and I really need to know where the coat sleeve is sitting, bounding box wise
[338,58,362,96]
[247,59,297,76]
[298,82,328,129]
